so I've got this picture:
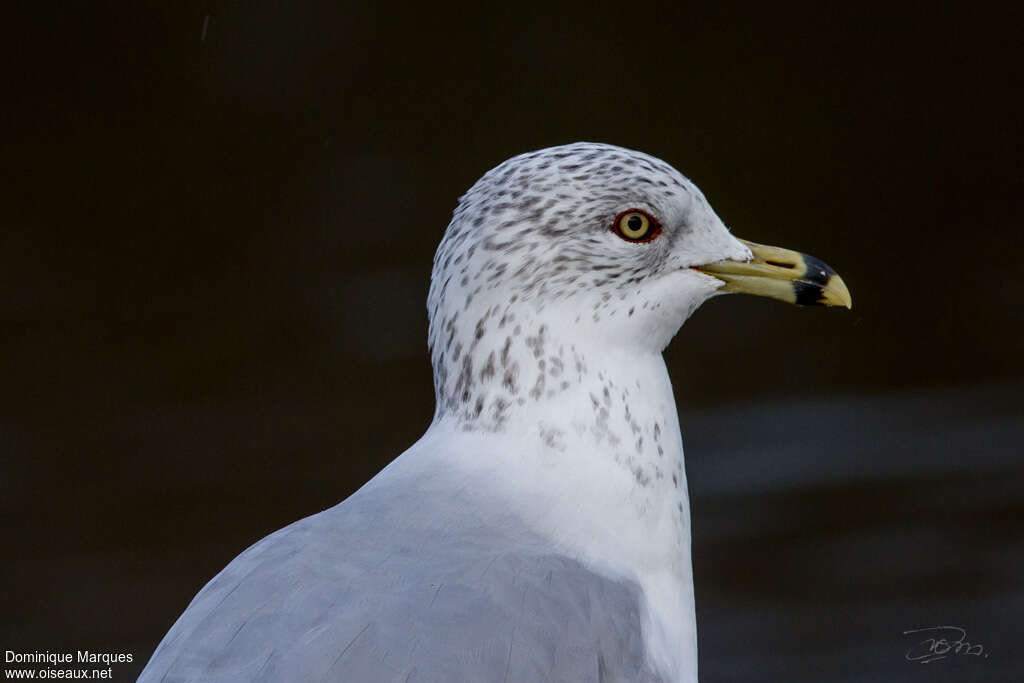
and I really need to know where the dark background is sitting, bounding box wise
[3,1,1022,681]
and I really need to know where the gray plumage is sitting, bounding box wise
[140,142,754,683]
[140,474,663,682]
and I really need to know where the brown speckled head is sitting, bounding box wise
[427,142,751,429]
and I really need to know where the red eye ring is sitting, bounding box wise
[612,209,662,243]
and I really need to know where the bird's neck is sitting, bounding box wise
[424,304,697,681]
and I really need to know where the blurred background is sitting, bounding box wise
[3,1,1022,681]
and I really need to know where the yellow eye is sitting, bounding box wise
[613,209,662,242]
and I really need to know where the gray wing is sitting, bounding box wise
[139,482,664,683]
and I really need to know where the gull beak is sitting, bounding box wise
[695,239,853,308]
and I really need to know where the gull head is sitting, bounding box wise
[426,142,851,426]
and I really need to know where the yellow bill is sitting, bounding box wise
[696,239,852,308]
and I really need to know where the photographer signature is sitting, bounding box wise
[903,626,988,664]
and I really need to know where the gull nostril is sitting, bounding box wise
[765,260,796,269]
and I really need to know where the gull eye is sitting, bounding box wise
[613,209,662,243]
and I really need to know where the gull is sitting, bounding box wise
[139,142,851,683]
